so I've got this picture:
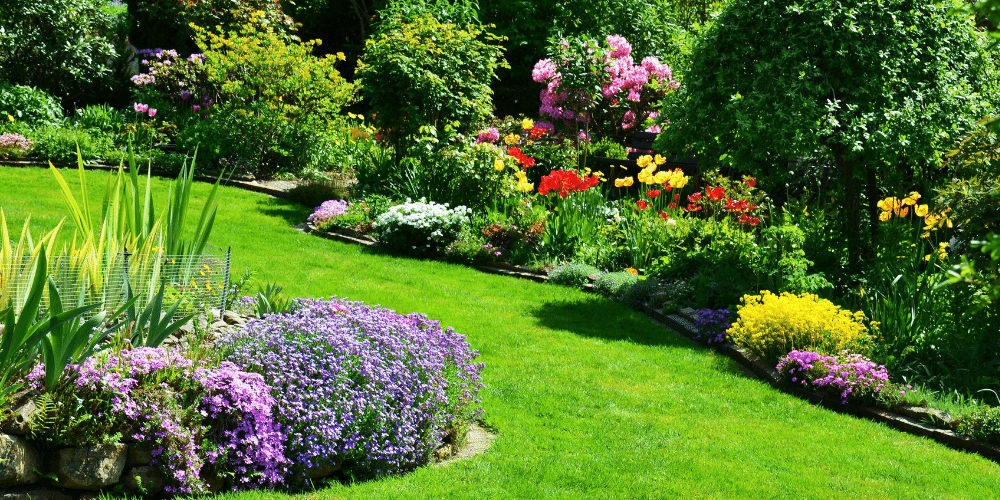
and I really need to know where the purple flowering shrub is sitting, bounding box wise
[220,297,485,480]
[693,309,733,345]
[26,348,287,494]
[307,199,351,231]
[776,350,908,405]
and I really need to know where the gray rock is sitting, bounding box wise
[209,320,228,330]
[127,443,153,466]
[1,390,43,435]
[0,489,72,500]
[123,466,166,494]
[222,311,245,326]
[0,433,40,488]
[50,443,127,490]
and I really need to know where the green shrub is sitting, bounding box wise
[548,262,600,288]
[955,405,1000,445]
[588,137,628,160]
[28,125,113,162]
[0,0,120,103]
[594,271,640,299]
[356,13,507,163]
[0,84,64,125]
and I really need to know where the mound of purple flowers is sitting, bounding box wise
[220,297,484,480]
[776,350,900,404]
[693,308,732,345]
[27,348,287,494]
[307,199,350,229]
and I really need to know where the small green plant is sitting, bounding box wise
[955,405,1000,445]
[548,262,600,288]
[252,283,294,318]
[593,271,639,300]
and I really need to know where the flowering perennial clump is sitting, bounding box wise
[693,309,733,345]
[373,198,471,255]
[307,199,351,230]
[777,350,901,404]
[26,348,287,494]
[727,291,875,363]
[538,169,601,197]
[221,297,484,479]
[0,132,34,157]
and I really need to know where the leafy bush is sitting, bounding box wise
[594,271,639,299]
[659,0,997,263]
[727,291,875,363]
[548,262,600,288]
[27,125,114,162]
[26,348,287,494]
[356,13,507,162]
[776,350,905,405]
[0,83,63,124]
[130,23,357,177]
[220,297,484,480]
[955,405,1000,445]
[373,199,472,256]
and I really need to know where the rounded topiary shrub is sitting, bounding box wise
[548,262,600,288]
[220,297,484,480]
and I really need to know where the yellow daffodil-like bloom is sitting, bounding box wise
[521,117,534,130]
[494,159,505,171]
[636,155,653,169]
[637,166,656,184]
[504,133,521,145]
[879,211,891,222]
[654,154,667,166]
[915,204,929,217]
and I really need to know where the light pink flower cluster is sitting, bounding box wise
[475,127,500,144]
[0,132,34,158]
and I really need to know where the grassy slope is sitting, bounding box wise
[3,165,999,499]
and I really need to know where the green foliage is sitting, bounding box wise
[27,125,114,162]
[548,262,599,288]
[28,386,120,450]
[0,84,64,125]
[588,137,628,160]
[125,0,295,55]
[251,283,295,318]
[659,0,998,263]
[123,283,193,348]
[73,104,125,135]
[955,405,1000,445]
[356,14,507,162]
[0,0,120,103]
[593,271,639,300]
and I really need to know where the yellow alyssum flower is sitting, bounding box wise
[521,117,534,130]
[494,159,505,171]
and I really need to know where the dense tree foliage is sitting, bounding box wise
[657,0,997,264]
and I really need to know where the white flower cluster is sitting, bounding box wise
[373,199,471,253]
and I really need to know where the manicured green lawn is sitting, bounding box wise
[4,165,1000,499]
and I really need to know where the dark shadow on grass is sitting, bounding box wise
[529,295,697,349]
[255,197,312,225]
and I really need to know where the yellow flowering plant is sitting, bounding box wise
[727,291,876,363]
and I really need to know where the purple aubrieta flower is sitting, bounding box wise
[219,297,484,480]
[777,350,893,404]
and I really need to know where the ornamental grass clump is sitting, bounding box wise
[373,198,471,256]
[727,291,875,363]
[26,347,287,494]
[220,297,484,480]
[776,350,902,405]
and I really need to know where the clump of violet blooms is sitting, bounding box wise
[220,297,485,480]
[307,199,350,230]
[26,347,288,494]
[776,350,908,404]
[692,308,732,345]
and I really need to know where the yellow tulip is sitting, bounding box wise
[494,159,505,171]
[915,204,928,217]
[879,211,891,222]
[521,118,534,130]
